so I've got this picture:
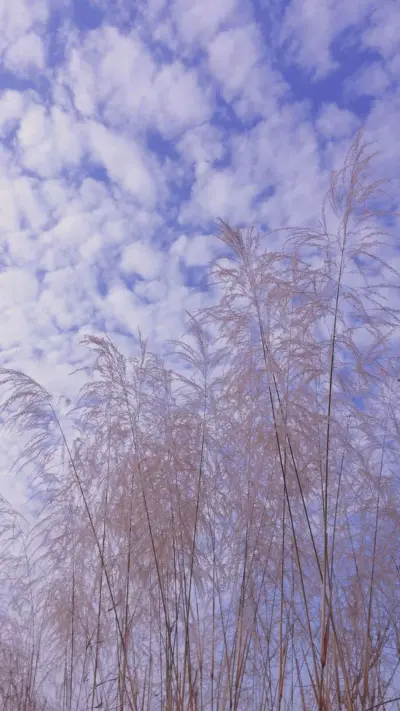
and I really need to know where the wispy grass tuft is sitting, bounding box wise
[0,130,399,710]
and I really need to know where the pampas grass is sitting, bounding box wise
[0,130,399,710]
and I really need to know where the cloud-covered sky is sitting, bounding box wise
[0,0,399,506]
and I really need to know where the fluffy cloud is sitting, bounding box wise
[60,25,213,137]
[0,90,24,135]
[86,121,160,203]
[209,24,262,97]
[0,0,48,55]
[347,61,392,98]
[120,241,163,280]
[208,23,288,120]
[5,32,45,74]
[316,103,358,139]
[171,0,238,45]
[0,268,38,309]
[362,2,400,58]
[18,103,85,177]
[280,0,375,78]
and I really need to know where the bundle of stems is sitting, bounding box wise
[0,130,399,711]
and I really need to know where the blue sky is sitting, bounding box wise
[0,0,399,506]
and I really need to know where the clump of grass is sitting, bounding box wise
[0,130,399,711]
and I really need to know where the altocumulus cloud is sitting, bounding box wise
[0,0,399,507]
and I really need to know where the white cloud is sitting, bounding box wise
[104,281,153,337]
[345,61,392,98]
[120,241,163,280]
[178,124,226,182]
[208,23,287,119]
[62,47,97,116]
[362,2,400,59]
[13,176,48,230]
[152,61,213,136]
[0,180,21,233]
[181,233,218,267]
[172,0,238,45]
[5,32,45,74]
[18,103,47,149]
[181,167,259,224]
[280,0,375,78]
[61,25,212,137]
[64,27,155,119]
[0,0,48,54]
[316,103,358,138]
[18,104,85,177]
[0,90,24,135]
[135,278,167,303]
[87,121,159,204]
[181,101,326,228]
[0,268,38,309]
[38,266,99,331]
[363,89,400,191]
[388,54,400,82]
[40,178,79,219]
[4,230,33,265]
[209,25,262,97]
[151,283,204,345]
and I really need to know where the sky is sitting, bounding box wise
[0,0,399,508]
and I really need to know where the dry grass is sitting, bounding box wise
[0,130,399,711]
